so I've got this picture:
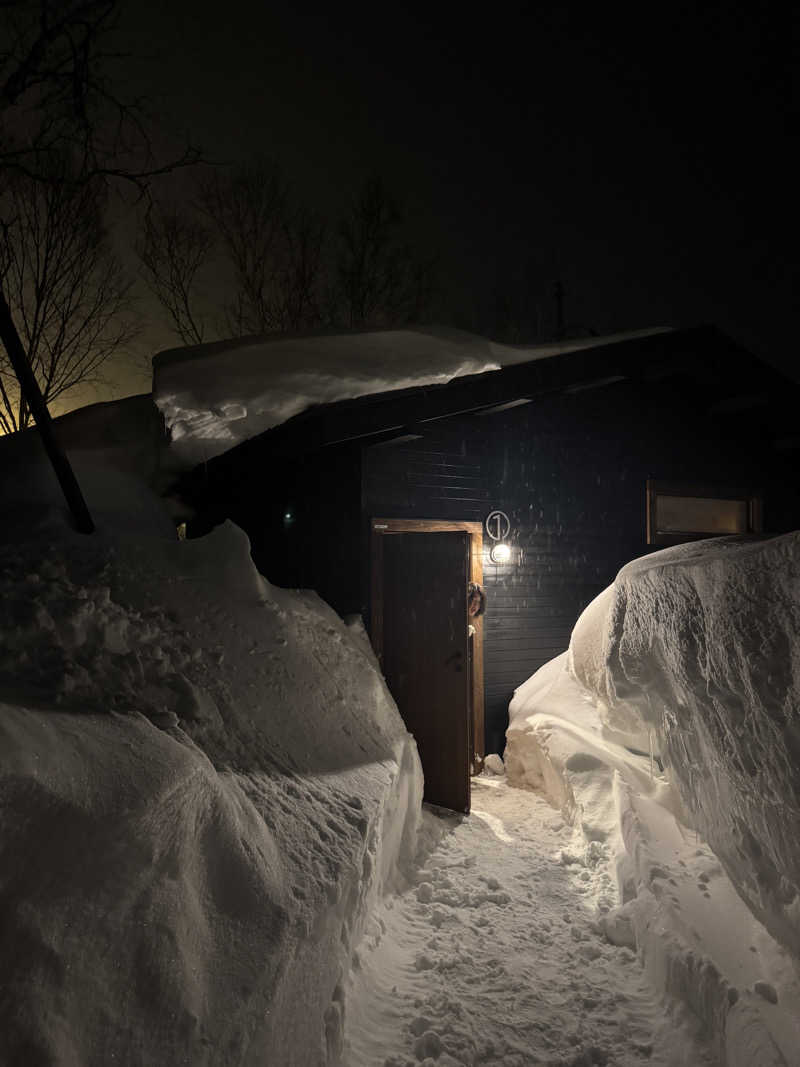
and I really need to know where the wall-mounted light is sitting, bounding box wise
[490,542,511,564]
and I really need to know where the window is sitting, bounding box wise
[646,481,762,545]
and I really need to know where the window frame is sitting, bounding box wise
[646,480,763,545]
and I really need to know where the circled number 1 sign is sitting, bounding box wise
[485,510,511,542]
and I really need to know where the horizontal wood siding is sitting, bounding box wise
[364,432,490,523]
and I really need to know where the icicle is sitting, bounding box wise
[649,730,654,780]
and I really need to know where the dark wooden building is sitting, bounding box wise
[178,326,800,810]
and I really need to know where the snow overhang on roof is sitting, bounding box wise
[152,324,673,468]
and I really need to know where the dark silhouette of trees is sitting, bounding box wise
[274,204,326,331]
[138,204,213,346]
[141,161,329,341]
[332,175,435,328]
[0,161,136,433]
[201,160,328,335]
[140,169,437,344]
[0,0,200,531]
[200,160,291,335]
[1,1,199,186]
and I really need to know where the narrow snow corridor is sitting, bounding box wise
[344,777,715,1066]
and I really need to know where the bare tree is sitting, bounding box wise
[0,0,199,187]
[0,162,136,433]
[137,168,437,346]
[331,175,436,328]
[272,204,326,331]
[0,0,201,532]
[199,159,288,336]
[405,251,438,326]
[333,175,402,327]
[140,160,327,343]
[138,203,213,346]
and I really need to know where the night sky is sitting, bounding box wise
[115,2,796,381]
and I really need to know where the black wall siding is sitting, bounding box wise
[479,397,633,753]
[363,430,490,523]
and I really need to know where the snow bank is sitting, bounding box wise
[151,325,670,468]
[506,534,800,1065]
[505,652,666,840]
[615,781,798,1067]
[0,441,422,1065]
[594,534,800,960]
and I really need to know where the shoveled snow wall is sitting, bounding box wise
[571,533,800,961]
[0,447,422,1066]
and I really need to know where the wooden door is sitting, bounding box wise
[382,532,471,812]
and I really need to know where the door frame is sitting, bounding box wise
[369,517,485,766]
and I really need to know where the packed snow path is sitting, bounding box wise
[344,777,715,1066]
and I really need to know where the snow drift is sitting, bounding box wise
[574,534,800,961]
[506,533,800,1065]
[0,434,422,1066]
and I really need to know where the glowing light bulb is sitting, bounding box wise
[490,542,511,564]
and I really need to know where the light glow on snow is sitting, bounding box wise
[470,806,514,843]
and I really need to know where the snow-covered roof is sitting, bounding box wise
[153,325,672,468]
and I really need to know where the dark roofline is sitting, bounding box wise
[201,325,796,471]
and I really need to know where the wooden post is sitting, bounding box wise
[0,287,94,534]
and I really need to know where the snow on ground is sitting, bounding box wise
[0,433,422,1066]
[344,774,716,1066]
[151,326,670,469]
[506,535,800,1067]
